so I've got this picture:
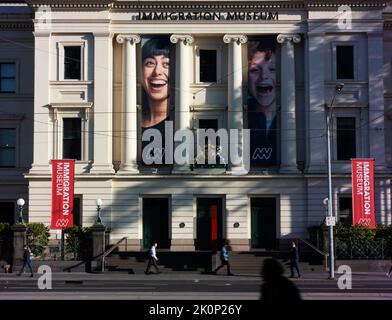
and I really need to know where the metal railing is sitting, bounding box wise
[335,239,391,259]
[101,237,128,272]
[297,238,329,271]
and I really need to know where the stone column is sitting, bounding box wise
[90,32,115,174]
[368,33,386,171]
[170,34,194,172]
[306,33,327,173]
[30,31,51,174]
[277,34,301,173]
[223,34,247,174]
[11,224,27,271]
[90,224,106,272]
[116,34,141,174]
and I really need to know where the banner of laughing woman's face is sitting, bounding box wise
[140,35,172,166]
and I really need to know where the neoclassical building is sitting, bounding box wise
[1,0,392,251]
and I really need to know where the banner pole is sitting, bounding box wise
[61,229,64,261]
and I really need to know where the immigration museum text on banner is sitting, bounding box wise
[351,158,376,228]
[51,159,75,229]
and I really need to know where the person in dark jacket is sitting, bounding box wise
[260,258,301,300]
[212,241,234,276]
[17,245,33,277]
[290,240,301,278]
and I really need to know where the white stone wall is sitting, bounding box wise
[16,1,392,249]
[0,4,34,222]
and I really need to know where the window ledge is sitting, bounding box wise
[50,80,93,85]
[190,83,225,89]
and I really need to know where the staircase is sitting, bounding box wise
[104,251,213,274]
[229,251,326,275]
[103,248,326,275]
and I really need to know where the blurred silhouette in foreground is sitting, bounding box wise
[260,258,301,300]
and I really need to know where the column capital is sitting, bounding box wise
[170,34,194,45]
[223,34,248,44]
[116,34,141,45]
[277,34,301,44]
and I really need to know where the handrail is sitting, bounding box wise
[297,238,329,272]
[101,237,128,272]
[298,238,328,257]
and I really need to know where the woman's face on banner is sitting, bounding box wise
[248,49,276,109]
[142,54,170,103]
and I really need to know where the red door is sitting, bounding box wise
[211,205,217,252]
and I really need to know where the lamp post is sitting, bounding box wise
[326,82,344,279]
[95,198,103,224]
[16,198,25,224]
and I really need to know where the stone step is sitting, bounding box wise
[11,260,86,273]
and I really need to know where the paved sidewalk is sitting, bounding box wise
[1,270,390,281]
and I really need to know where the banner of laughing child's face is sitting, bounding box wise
[247,36,278,166]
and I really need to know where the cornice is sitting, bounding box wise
[0,22,33,30]
[113,2,305,10]
[24,1,387,10]
[307,2,387,9]
[26,0,113,8]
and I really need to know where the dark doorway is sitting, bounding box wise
[143,198,170,249]
[0,202,14,224]
[196,198,223,251]
[251,198,277,249]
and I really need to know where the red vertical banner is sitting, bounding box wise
[351,158,376,228]
[211,205,217,252]
[51,160,75,230]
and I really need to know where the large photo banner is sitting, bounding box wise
[140,35,172,165]
[51,159,75,230]
[247,36,278,166]
[351,158,376,228]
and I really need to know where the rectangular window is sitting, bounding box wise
[199,50,217,82]
[0,63,16,93]
[339,197,352,227]
[0,128,16,167]
[64,46,81,80]
[63,118,81,160]
[336,45,354,80]
[336,117,356,160]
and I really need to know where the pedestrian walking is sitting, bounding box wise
[290,240,301,278]
[145,242,161,274]
[260,258,301,300]
[17,245,34,277]
[212,240,234,276]
[387,265,392,278]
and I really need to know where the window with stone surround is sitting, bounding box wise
[57,42,86,81]
[0,128,16,167]
[63,118,82,160]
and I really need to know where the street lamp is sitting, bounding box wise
[16,198,25,224]
[326,82,344,279]
[95,198,103,224]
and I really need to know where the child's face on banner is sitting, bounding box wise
[248,49,276,109]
